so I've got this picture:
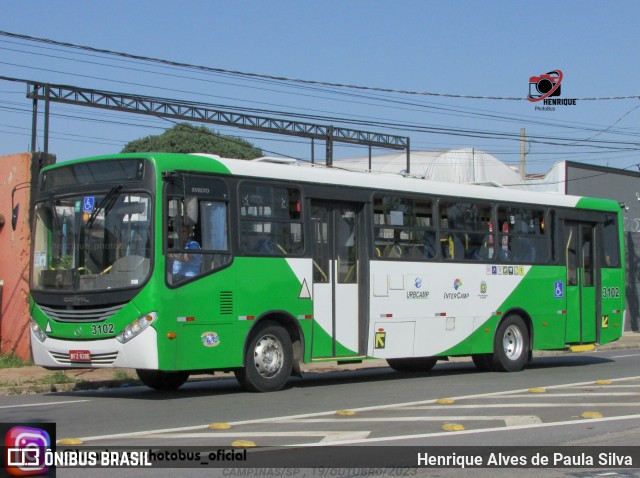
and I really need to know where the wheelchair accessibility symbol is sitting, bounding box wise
[554,281,564,298]
[83,196,95,212]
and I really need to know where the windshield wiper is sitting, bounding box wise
[48,190,61,232]
[86,184,122,229]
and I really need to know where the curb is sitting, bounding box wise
[2,340,638,396]
[0,379,142,396]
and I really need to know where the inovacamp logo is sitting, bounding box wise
[528,69,577,110]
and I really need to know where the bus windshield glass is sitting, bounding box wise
[31,191,152,292]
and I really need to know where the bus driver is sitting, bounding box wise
[169,223,202,280]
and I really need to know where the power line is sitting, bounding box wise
[3,74,639,159]
[2,30,640,101]
[2,32,639,171]
[4,35,640,149]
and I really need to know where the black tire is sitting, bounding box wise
[386,357,437,372]
[235,321,293,392]
[492,315,530,372]
[472,353,494,372]
[136,369,190,391]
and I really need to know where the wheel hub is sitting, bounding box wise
[254,334,283,377]
[502,324,524,359]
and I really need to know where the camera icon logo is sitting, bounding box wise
[528,70,563,102]
[4,426,51,476]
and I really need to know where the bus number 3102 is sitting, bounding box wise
[602,287,620,298]
[91,324,114,335]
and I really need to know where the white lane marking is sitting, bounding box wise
[78,375,640,443]
[0,400,90,409]
[611,353,640,358]
[280,416,542,426]
[144,431,371,443]
[319,431,371,443]
[292,413,640,446]
[497,392,640,398]
[562,385,640,389]
[404,403,640,409]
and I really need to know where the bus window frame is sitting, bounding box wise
[436,198,494,262]
[495,203,553,265]
[162,172,233,289]
[601,213,621,268]
[371,192,437,261]
[237,179,306,257]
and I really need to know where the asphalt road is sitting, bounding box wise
[4,349,640,477]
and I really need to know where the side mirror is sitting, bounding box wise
[11,204,19,231]
[10,182,31,231]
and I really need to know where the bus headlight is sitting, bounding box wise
[116,312,157,344]
[30,318,47,343]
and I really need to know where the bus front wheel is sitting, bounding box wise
[235,322,293,392]
[136,369,190,391]
[492,315,529,372]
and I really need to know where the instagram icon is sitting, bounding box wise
[4,426,51,476]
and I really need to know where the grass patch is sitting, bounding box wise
[0,354,31,368]
[113,370,134,381]
[36,371,76,385]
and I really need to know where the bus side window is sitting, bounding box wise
[566,224,578,286]
[423,233,437,259]
[166,196,231,285]
[602,215,620,267]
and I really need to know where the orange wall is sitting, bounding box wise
[0,153,33,360]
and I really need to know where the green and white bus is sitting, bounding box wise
[29,153,625,392]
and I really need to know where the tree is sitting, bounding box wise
[121,123,263,159]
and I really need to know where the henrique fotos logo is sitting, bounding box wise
[528,70,562,101]
[528,69,577,110]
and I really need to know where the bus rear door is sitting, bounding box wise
[310,201,365,358]
[564,219,599,344]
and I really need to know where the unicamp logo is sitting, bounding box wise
[528,69,577,111]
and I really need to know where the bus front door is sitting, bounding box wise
[565,220,598,344]
[310,201,363,358]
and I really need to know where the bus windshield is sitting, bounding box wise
[31,190,152,292]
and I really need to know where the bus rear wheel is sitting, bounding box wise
[136,369,190,391]
[492,315,529,372]
[235,322,293,392]
[387,357,437,372]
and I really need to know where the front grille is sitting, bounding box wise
[39,303,125,323]
[50,351,119,365]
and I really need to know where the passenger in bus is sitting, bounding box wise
[510,219,535,262]
[169,223,202,280]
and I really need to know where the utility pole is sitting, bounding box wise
[520,128,526,180]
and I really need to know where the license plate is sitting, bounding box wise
[69,350,91,362]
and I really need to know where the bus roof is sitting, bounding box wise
[195,154,616,211]
[44,153,621,212]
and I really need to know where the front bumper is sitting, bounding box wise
[30,326,159,369]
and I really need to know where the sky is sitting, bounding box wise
[1,1,640,175]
